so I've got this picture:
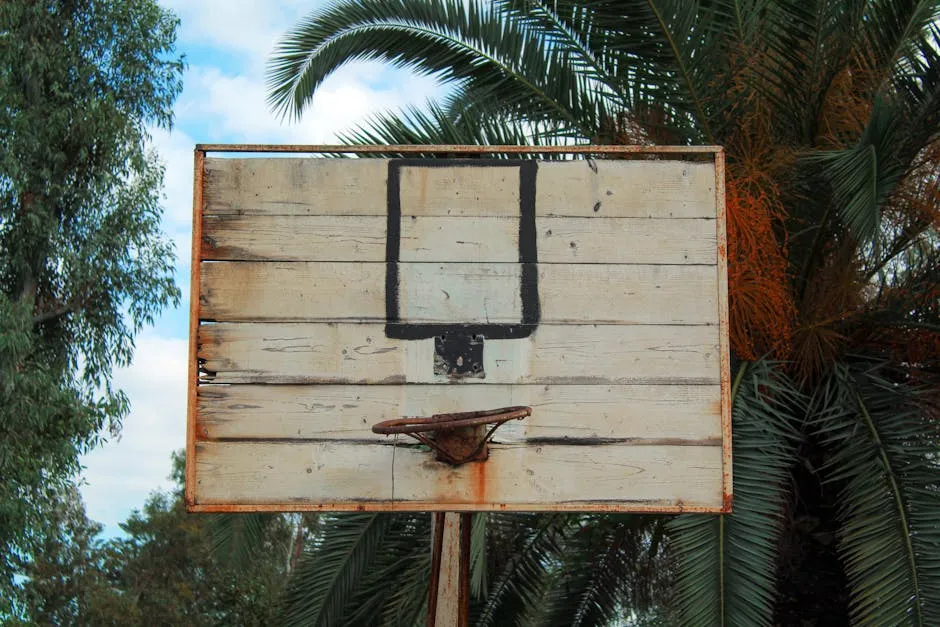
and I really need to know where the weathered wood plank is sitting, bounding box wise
[204,158,387,216]
[204,158,715,219]
[397,165,520,216]
[536,217,717,264]
[400,216,518,262]
[197,384,722,441]
[199,262,718,324]
[539,264,716,324]
[202,215,388,261]
[197,323,720,385]
[536,161,716,218]
[194,441,723,507]
[200,262,387,321]
[201,215,717,265]
[400,262,522,323]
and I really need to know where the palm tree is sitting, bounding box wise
[265,1,940,624]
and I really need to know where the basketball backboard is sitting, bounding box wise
[186,145,730,513]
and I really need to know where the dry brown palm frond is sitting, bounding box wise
[792,242,866,383]
[815,64,875,149]
[723,93,798,361]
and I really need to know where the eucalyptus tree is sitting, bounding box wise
[0,0,183,610]
[267,1,940,624]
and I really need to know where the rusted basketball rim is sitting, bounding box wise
[373,406,532,466]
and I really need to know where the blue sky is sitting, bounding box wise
[79,0,443,536]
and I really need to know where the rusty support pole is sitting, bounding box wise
[428,512,471,627]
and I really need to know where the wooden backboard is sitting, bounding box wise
[186,145,731,513]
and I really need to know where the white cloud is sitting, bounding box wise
[162,0,316,64]
[183,62,442,144]
[80,333,188,536]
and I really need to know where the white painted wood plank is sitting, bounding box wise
[400,216,518,262]
[398,165,520,216]
[197,384,722,441]
[200,262,718,324]
[198,323,404,384]
[400,263,522,323]
[537,217,717,264]
[202,215,388,261]
[204,158,388,216]
[540,264,716,324]
[198,323,720,385]
[194,441,724,507]
[536,161,716,218]
[204,159,715,218]
[200,262,386,321]
[203,215,716,265]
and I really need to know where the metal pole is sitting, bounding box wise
[428,512,471,627]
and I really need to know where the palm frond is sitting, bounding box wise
[207,512,288,570]
[337,99,558,153]
[470,512,488,601]
[759,0,865,142]
[667,360,803,626]
[856,0,940,91]
[569,0,726,143]
[540,514,668,626]
[810,360,940,626]
[281,513,393,627]
[495,1,626,100]
[892,23,940,159]
[356,513,432,626]
[475,513,573,626]
[808,96,907,244]
[266,0,608,136]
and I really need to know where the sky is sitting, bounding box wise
[78,0,444,536]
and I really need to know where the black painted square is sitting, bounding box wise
[384,159,540,341]
[434,332,485,379]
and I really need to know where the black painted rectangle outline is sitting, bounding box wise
[385,159,539,340]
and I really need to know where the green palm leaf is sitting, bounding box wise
[810,360,940,625]
[667,360,803,626]
[856,0,940,89]
[207,512,287,570]
[759,0,866,142]
[475,513,573,626]
[266,0,607,136]
[891,22,940,160]
[540,515,668,626]
[810,97,906,244]
[281,513,393,626]
[339,100,550,150]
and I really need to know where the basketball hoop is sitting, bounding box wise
[372,406,532,466]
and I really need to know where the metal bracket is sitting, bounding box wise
[434,332,485,379]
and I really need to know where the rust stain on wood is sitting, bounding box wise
[471,461,487,504]
[715,148,733,513]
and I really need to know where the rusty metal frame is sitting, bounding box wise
[185,148,205,508]
[186,144,732,514]
[195,143,720,154]
[714,149,733,513]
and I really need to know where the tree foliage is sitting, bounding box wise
[12,452,292,625]
[264,1,940,624]
[0,0,183,606]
